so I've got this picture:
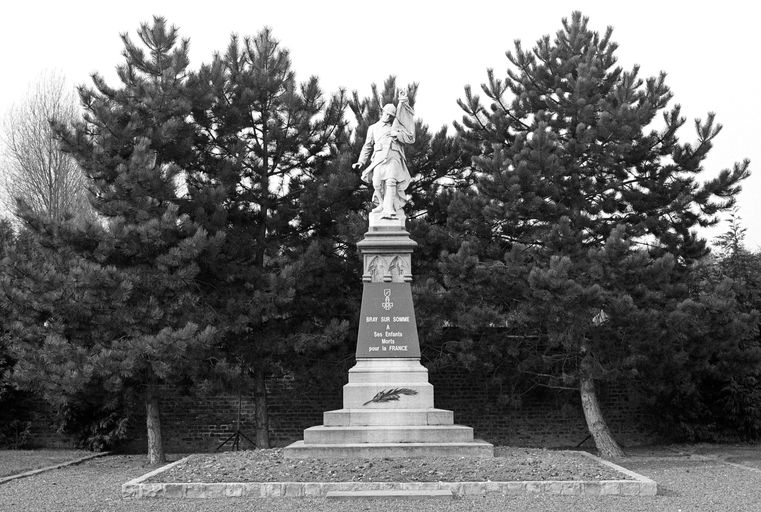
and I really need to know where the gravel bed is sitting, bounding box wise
[0,449,93,477]
[149,447,627,483]
[0,447,760,511]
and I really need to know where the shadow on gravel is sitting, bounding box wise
[655,485,679,497]
[725,456,761,469]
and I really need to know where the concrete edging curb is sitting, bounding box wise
[122,451,657,498]
[577,451,657,494]
[0,451,110,485]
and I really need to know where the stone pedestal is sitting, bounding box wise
[283,213,493,458]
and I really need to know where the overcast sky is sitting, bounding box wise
[1,0,758,249]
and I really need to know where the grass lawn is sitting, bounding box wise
[0,449,93,478]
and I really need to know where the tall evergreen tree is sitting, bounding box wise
[713,210,761,319]
[715,208,749,258]
[7,18,220,464]
[441,12,750,457]
[678,213,761,440]
[185,29,353,447]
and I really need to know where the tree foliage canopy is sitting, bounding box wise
[429,11,757,448]
[455,12,748,262]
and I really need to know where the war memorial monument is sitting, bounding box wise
[284,90,493,458]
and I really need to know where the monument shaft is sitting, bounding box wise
[356,282,420,358]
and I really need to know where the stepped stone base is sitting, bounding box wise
[284,358,494,459]
[283,440,494,459]
[304,425,474,444]
[282,220,494,459]
[323,408,453,426]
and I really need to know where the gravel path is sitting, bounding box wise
[0,448,760,511]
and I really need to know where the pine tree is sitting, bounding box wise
[713,209,761,315]
[444,12,750,457]
[715,208,749,259]
[184,29,353,447]
[696,213,761,440]
[8,18,220,464]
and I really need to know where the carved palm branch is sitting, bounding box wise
[362,388,418,406]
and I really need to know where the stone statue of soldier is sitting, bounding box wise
[352,89,415,219]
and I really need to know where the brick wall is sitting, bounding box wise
[0,392,75,449]
[117,363,654,453]
[429,368,652,448]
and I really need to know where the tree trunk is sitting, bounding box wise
[253,370,270,448]
[579,372,625,459]
[145,385,166,464]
